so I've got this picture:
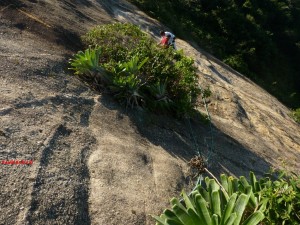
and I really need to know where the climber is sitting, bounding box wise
[159,30,177,50]
[159,33,171,48]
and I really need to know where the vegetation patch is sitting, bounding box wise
[153,170,300,225]
[69,23,203,117]
[291,108,300,123]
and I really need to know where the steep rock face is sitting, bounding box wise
[0,0,299,224]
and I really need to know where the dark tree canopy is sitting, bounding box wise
[129,0,300,108]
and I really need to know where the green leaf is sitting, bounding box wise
[171,198,188,211]
[172,205,196,225]
[220,174,229,193]
[138,57,149,70]
[212,214,219,225]
[233,193,249,225]
[220,174,230,201]
[153,215,167,225]
[197,186,210,203]
[163,209,182,223]
[225,212,237,225]
[208,180,220,208]
[227,177,234,196]
[232,178,239,193]
[249,172,257,192]
[205,177,211,189]
[187,208,202,224]
[212,190,221,217]
[209,179,220,192]
[258,197,268,212]
[239,176,250,188]
[220,193,237,225]
[242,211,265,225]
[195,194,212,225]
[182,190,196,211]
[165,219,183,225]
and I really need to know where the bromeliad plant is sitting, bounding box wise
[68,46,102,76]
[115,55,149,76]
[68,46,112,88]
[144,80,173,113]
[153,171,300,225]
[111,73,142,108]
[153,177,265,225]
[110,56,148,108]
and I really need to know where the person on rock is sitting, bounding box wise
[159,30,177,50]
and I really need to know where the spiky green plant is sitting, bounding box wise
[145,80,173,112]
[111,73,143,108]
[68,46,111,87]
[153,177,265,225]
[68,46,102,75]
[110,56,148,108]
[117,55,149,76]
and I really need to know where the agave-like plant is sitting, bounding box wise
[68,46,111,87]
[110,55,149,108]
[146,80,173,112]
[153,177,265,225]
[111,73,143,108]
[69,46,102,75]
[118,55,149,75]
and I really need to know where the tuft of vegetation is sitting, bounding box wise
[291,108,300,123]
[153,170,300,225]
[128,0,300,109]
[265,170,300,224]
[69,23,202,117]
[153,174,265,225]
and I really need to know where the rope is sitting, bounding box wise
[185,83,216,193]
[187,118,201,157]
[187,84,215,163]
[198,84,215,162]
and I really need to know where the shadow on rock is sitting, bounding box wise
[98,94,271,178]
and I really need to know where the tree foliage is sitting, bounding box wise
[129,0,300,109]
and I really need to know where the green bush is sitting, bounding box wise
[256,171,300,225]
[70,22,201,117]
[218,171,300,225]
[82,23,149,63]
[291,108,300,123]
